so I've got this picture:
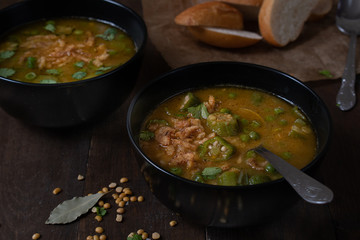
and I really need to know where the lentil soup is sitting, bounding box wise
[139,87,317,186]
[0,18,136,83]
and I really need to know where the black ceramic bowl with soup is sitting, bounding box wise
[0,0,146,127]
[127,61,331,227]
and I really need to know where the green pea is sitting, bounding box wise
[265,115,275,121]
[246,150,256,159]
[279,119,288,125]
[249,131,260,140]
[249,175,271,185]
[73,29,84,35]
[240,134,250,142]
[25,72,36,80]
[250,120,261,128]
[274,107,285,115]
[281,151,292,160]
[251,92,263,106]
[240,118,249,126]
[265,163,277,174]
[170,167,183,176]
[220,108,231,114]
[193,173,205,183]
[228,93,236,99]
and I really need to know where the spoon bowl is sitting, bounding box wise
[253,145,333,204]
[335,0,360,111]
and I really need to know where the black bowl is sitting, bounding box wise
[127,62,332,227]
[0,0,147,127]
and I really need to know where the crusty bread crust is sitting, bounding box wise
[175,1,244,30]
[258,0,319,47]
[188,26,262,48]
[221,0,263,7]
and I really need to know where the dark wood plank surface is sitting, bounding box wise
[0,1,359,239]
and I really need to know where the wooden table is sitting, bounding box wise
[0,0,359,239]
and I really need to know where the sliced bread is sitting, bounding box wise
[175,1,244,29]
[258,0,320,47]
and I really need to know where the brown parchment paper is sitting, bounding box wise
[142,0,359,82]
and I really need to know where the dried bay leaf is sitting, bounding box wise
[45,192,104,224]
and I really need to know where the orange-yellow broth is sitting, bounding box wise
[140,87,317,186]
[0,18,136,83]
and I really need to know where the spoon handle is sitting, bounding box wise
[336,33,357,111]
[254,146,333,204]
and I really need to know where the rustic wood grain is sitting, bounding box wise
[0,0,359,239]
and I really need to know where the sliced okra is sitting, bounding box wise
[207,112,239,137]
[198,136,235,161]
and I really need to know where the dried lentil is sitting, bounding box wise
[99,235,107,240]
[95,227,104,234]
[141,232,149,239]
[77,174,85,181]
[109,182,117,188]
[103,203,111,209]
[118,201,126,207]
[137,196,144,202]
[52,187,62,195]
[116,207,125,214]
[115,186,123,193]
[115,214,123,222]
[95,215,102,222]
[169,220,177,227]
[152,232,161,239]
[120,177,128,183]
[32,233,41,239]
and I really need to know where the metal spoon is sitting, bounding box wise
[253,145,333,204]
[335,0,360,111]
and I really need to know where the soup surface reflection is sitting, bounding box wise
[0,18,136,83]
[140,87,317,186]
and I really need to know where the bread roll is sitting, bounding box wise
[188,26,262,48]
[175,1,244,29]
[258,0,320,47]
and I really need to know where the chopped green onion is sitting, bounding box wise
[44,21,56,33]
[139,130,154,141]
[46,69,60,75]
[72,71,87,80]
[40,79,57,84]
[319,70,333,78]
[0,68,15,78]
[74,61,85,68]
[0,50,15,60]
[96,28,117,41]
